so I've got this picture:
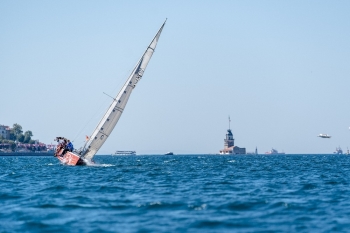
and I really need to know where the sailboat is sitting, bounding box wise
[54,20,166,165]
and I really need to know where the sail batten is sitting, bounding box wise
[82,21,166,160]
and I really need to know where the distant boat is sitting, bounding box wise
[265,148,285,155]
[318,134,331,138]
[164,152,174,155]
[334,147,343,154]
[53,21,166,166]
[113,151,136,155]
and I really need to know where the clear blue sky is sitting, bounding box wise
[1,1,350,154]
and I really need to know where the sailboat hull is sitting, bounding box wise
[56,151,86,166]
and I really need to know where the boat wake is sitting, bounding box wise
[82,159,115,167]
[86,163,115,167]
[57,158,114,167]
[93,164,115,167]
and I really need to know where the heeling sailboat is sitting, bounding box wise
[54,20,166,166]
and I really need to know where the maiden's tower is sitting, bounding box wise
[219,117,246,154]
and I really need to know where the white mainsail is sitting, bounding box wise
[82,21,166,161]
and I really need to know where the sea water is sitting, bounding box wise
[1,155,350,232]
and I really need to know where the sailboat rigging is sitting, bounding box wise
[54,20,166,165]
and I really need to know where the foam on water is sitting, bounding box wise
[90,163,115,167]
[81,158,115,167]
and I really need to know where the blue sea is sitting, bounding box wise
[1,155,350,232]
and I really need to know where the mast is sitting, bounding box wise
[82,20,166,160]
[228,116,231,130]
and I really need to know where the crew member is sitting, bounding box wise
[54,137,68,157]
[62,140,74,155]
[66,140,74,152]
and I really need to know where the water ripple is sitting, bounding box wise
[1,155,350,232]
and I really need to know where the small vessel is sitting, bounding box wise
[334,147,343,154]
[318,134,331,138]
[113,151,136,155]
[54,21,166,166]
[164,152,174,155]
[265,148,285,155]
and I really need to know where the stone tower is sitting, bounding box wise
[219,116,246,155]
[224,129,234,149]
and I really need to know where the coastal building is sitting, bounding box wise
[0,123,55,153]
[0,125,10,139]
[219,118,246,155]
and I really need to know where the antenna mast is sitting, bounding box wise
[228,116,231,130]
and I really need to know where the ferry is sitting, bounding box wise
[265,148,285,155]
[113,151,136,155]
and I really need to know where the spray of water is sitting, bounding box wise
[82,158,115,167]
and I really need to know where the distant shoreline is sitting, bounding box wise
[0,153,347,157]
[0,152,54,156]
[97,154,347,156]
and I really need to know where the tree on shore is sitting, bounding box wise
[12,123,23,136]
[0,124,37,151]
[8,130,15,141]
[17,134,25,143]
[24,131,33,143]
